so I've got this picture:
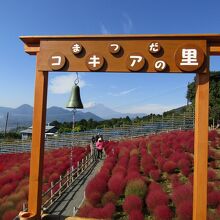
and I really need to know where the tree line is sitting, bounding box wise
[52,71,220,133]
[186,71,220,125]
[50,112,189,133]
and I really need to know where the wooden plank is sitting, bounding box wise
[27,53,48,219]
[193,72,209,220]
[24,44,40,55]
[20,33,220,45]
[209,45,220,55]
[20,34,220,56]
[36,39,207,73]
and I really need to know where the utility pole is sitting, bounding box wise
[4,112,9,138]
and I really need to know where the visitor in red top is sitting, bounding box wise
[96,137,104,159]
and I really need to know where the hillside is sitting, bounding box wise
[0,104,103,131]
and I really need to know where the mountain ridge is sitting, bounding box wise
[0,104,102,131]
[82,103,145,119]
[0,103,148,131]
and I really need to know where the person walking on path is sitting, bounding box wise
[96,137,104,159]
[90,136,97,158]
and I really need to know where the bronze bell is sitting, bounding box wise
[66,85,83,109]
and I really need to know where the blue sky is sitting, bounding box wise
[0,0,220,114]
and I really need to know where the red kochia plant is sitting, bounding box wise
[153,205,173,220]
[149,169,161,181]
[77,203,93,218]
[126,171,143,183]
[86,191,102,206]
[86,175,107,196]
[0,201,14,217]
[146,190,169,212]
[128,210,144,220]
[177,158,191,169]
[141,154,156,175]
[181,166,191,177]
[112,165,127,176]
[88,203,115,219]
[123,195,143,214]
[0,183,17,198]
[7,191,26,204]
[176,200,192,220]
[108,173,126,197]
[102,159,115,171]
[163,161,177,173]
[48,173,60,183]
[2,210,18,220]
[209,130,218,141]
[169,174,182,188]
[217,204,220,216]
[102,203,116,218]
[169,152,185,163]
[208,169,217,181]
[157,156,166,170]
[96,170,110,182]
[85,175,107,206]
[208,182,215,193]
[207,190,220,208]
[101,191,118,205]
[0,175,10,186]
[148,182,162,191]
[172,184,192,207]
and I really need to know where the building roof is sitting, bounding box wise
[20,126,56,134]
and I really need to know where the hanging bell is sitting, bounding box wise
[66,84,83,109]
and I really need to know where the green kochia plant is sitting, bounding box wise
[125,178,147,199]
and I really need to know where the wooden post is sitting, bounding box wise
[82,158,84,171]
[77,161,80,176]
[59,176,62,196]
[193,72,209,220]
[70,166,74,182]
[67,170,69,187]
[27,56,48,219]
[50,182,54,204]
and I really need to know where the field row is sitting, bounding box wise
[77,130,220,220]
[0,145,90,220]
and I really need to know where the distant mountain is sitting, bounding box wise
[13,104,33,114]
[0,103,147,131]
[82,103,120,119]
[46,106,103,122]
[0,104,33,131]
[82,103,145,119]
[0,104,102,131]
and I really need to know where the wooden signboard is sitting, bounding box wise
[19,34,220,220]
[38,39,207,73]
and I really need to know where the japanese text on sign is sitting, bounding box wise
[46,41,206,73]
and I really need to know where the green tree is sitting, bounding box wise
[186,71,220,124]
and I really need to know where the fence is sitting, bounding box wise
[21,151,95,213]
[0,113,194,154]
[42,151,95,211]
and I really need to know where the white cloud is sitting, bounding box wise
[122,13,133,33]
[100,23,110,34]
[49,74,86,94]
[84,101,96,108]
[108,88,136,97]
[118,104,182,114]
